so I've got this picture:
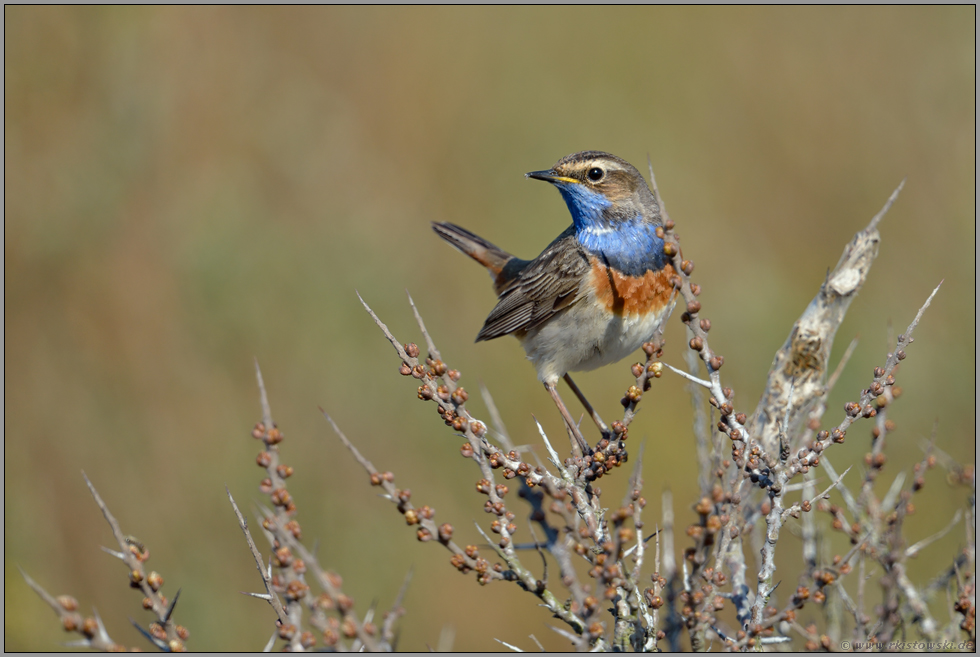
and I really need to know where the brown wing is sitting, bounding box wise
[476,226,590,341]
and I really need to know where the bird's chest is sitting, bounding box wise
[529,260,676,371]
[580,259,676,360]
[588,258,677,320]
[515,261,676,382]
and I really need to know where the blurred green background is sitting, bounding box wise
[5,6,974,651]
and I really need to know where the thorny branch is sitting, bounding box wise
[226,486,289,625]
[22,474,189,651]
[243,361,388,651]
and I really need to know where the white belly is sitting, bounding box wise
[517,295,675,385]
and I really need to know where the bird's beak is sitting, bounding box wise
[526,170,579,185]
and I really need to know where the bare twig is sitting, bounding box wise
[226,487,288,624]
[906,511,963,559]
[662,361,711,389]
[381,567,413,646]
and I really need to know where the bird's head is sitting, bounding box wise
[526,151,662,232]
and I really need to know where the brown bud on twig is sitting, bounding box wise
[147,571,163,592]
[270,488,291,507]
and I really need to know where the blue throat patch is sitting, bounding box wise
[558,184,667,277]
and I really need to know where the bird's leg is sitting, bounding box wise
[545,382,591,456]
[563,373,610,437]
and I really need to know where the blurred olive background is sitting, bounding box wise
[5,6,974,651]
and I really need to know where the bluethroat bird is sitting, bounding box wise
[432,151,676,453]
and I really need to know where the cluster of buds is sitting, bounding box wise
[708,388,747,448]
[617,339,666,438]
[253,422,297,517]
[563,435,630,483]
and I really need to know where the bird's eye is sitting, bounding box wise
[587,167,604,182]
